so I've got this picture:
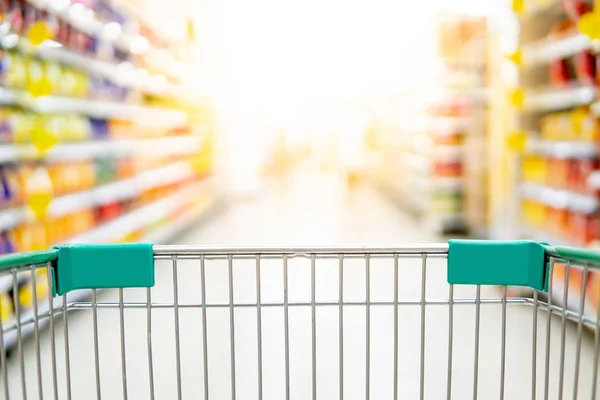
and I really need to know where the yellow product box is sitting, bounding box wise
[570,108,597,141]
[0,291,13,322]
[18,274,49,309]
[521,199,545,228]
[521,155,546,184]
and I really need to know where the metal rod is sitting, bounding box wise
[447,284,454,400]
[283,255,290,400]
[13,270,27,400]
[339,255,344,400]
[473,285,481,400]
[0,276,9,400]
[366,253,371,400]
[228,255,237,400]
[146,288,155,400]
[62,296,592,316]
[558,262,570,400]
[393,254,399,400]
[201,256,209,400]
[153,244,450,256]
[543,259,555,400]
[592,286,600,399]
[255,255,263,400]
[119,288,128,400]
[311,255,317,400]
[499,286,507,400]
[92,289,102,400]
[172,257,182,400]
[531,290,538,400]
[46,265,58,400]
[420,254,427,400]
[31,266,43,400]
[572,263,588,400]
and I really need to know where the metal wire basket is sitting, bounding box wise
[0,240,597,399]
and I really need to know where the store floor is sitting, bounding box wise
[6,170,600,399]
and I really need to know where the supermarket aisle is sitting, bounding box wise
[5,170,600,399]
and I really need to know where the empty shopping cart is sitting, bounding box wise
[0,240,598,399]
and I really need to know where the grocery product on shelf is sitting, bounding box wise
[508,0,599,321]
[0,0,218,349]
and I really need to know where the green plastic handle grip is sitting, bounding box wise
[0,244,155,295]
[545,246,600,266]
[0,249,58,271]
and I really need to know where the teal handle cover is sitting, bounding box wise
[448,240,548,291]
[53,243,155,296]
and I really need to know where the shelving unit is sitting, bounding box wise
[0,0,218,348]
[509,0,599,321]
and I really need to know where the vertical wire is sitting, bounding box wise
[31,267,43,400]
[311,255,317,400]
[365,254,371,400]
[472,285,481,400]
[531,290,538,400]
[255,255,263,400]
[283,255,290,400]
[200,255,209,400]
[146,288,155,400]
[46,265,58,400]
[119,288,128,400]
[228,255,237,400]
[420,254,427,400]
[572,264,588,400]
[92,289,102,400]
[0,274,9,400]
[393,254,399,400]
[172,257,182,400]
[557,262,570,400]
[63,293,72,400]
[339,255,344,400]
[499,286,507,400]
[543,258,555,400]
[447,284,454,400]
[592,284,600,400]
[13,270,27,400]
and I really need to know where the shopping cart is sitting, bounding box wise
[0,240,597,399]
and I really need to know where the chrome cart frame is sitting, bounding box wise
[0,241,598,399]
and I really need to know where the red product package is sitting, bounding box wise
[562,0,590,21]
[550,59,571,87]
[577,158,599,194]
[569,211,600,244]
[575,51,596,84]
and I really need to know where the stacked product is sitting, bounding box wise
[508,0,598,323]
[0,0,216,342]
[425,12,488,234]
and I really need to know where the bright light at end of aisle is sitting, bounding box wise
[221,0,447,191]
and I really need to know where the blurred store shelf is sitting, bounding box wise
[0,135,201,163]
[520,182,598,213]
[525,85,596,112]
[69,178,213,243]
[0,161,196,232]
[586,170,600,189]
[526,137,598,158]
[520,224,578,247]
[429,116,470,134]
[522,34,591,67]
[0,179,218,348]
[0,88,188,123]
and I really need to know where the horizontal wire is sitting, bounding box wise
[2,294,597,334]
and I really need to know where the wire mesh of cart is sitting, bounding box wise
[0,241,598,399]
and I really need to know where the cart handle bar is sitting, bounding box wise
[0,240,595,295]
